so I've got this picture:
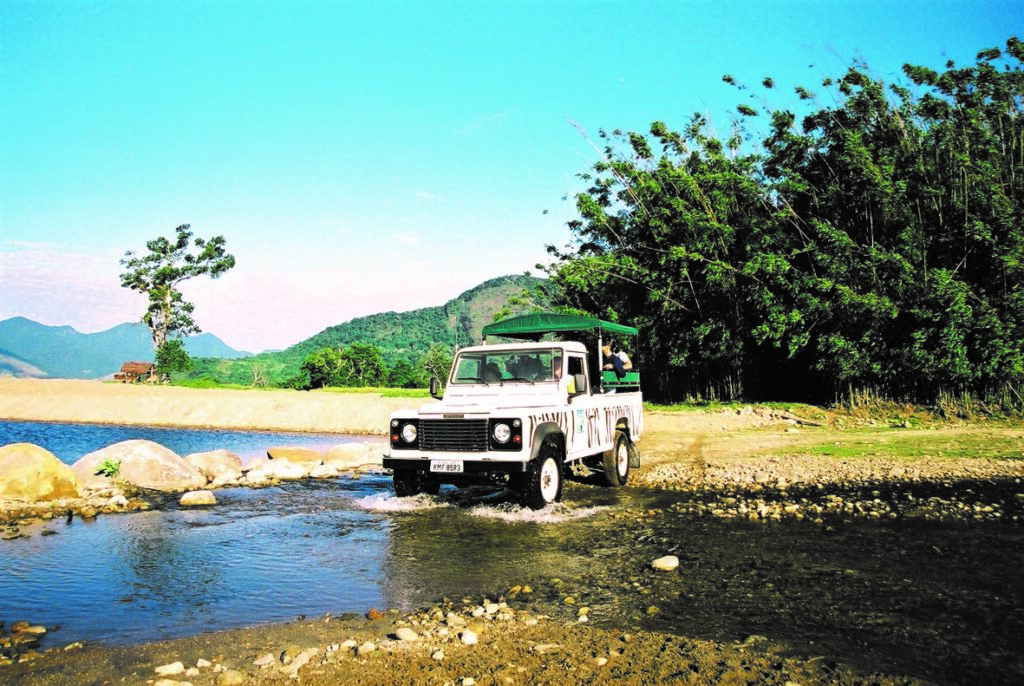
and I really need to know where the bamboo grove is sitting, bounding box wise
[547,38,1024,410]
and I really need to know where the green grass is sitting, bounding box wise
[168,379,431,397]
[797,429,1023,462]
[316,386,432,398]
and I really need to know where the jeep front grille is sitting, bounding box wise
[420,419,488,452]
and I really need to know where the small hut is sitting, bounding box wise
[114,361,157,383]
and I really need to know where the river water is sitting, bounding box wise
[2,421,1023,684]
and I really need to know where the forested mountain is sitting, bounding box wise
[0,317,250,379]
[547,37,1024,407]
[186,274,549,387]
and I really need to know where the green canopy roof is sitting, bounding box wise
[482,312,638,340]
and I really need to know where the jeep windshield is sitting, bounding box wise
[451,348,562,385]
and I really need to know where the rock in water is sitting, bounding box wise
[180,490,217,507]
[184,450,243,483]
[0,443,82,501]
[324,443,372,469]
[73,440,205,492]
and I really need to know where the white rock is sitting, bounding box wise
[280,648,318,677]
[264,460,309,480]
[310,464,339,479]
[395,627,419,642]
[357,641,377,655]
[196,658,212,668]
[253,653,277,667]
[461,629,478,645]
[431,649,445,661]
[651,555,680,571]
[155,660,185,676]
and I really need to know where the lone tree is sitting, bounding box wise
[120,224,236,351]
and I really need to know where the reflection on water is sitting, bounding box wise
[1,476,618,647]
[3,479,394,644]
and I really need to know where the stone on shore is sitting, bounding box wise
[184,449,243,485]
[651,555,680,571]
[72,440,206,492]
[180,490,217,507]
[0,443,82,501]
[155,660,185,676]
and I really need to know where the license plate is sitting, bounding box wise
[430,460,464,474]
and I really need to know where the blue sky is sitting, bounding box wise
[1,1,1018,352]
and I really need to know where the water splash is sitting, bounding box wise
[355,493,449,512]
[467,502,607,523]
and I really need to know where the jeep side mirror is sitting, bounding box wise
[429,377,442,399]
[570,372,588,396]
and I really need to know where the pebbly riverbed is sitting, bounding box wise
[5,467,1023,685]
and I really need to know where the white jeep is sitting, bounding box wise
[383,313,642,509]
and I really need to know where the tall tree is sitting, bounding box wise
[548,37,1024,406]
[120,224,236,351]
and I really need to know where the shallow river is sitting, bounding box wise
[2,422,1022,685]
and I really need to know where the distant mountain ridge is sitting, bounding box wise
[0,317,251,379]
[185,273,550,386]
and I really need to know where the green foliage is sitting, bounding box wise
[155,339,192,377]
[420,343,453,388]
[387,359,420,388]
[95,458,121,478]
[549,37,1024,408]
[299,343,387,389]
[301,347,345,389]
[119,225,235,350]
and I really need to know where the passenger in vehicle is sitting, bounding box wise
[602,343,632,379]
[483,362,502,383]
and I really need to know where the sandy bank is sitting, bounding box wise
[0,378,421,435]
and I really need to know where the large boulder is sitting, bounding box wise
[185,449,244,486]
[324,443,374,470]
[72,440,206,492]
[0,443,82,501]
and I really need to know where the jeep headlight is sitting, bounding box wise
[401,423,418,443]
[391,419,419,448]
[492,422,511,444]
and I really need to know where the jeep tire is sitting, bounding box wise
[522,444,563,510]
[601,430,633,487]
[393,469,440,497]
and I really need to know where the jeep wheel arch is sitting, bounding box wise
[530,422,565,460]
